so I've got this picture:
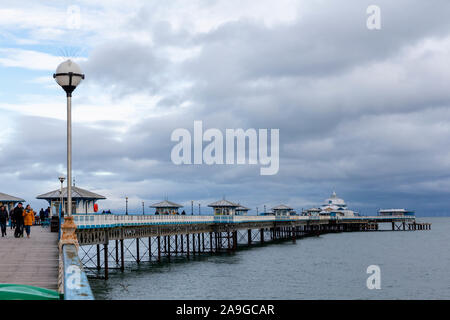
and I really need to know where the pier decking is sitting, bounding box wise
[0,226,58,291]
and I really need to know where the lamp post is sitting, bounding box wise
[54,59,84,247]
[142,202,145,215]
[126,197,128,215]
[58,175,65,241]
[58,175,65,215]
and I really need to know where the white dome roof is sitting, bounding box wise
[323,191,346,206]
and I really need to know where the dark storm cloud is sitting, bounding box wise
[3,0,450,215]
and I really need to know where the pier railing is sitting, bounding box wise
[73,214,415,229]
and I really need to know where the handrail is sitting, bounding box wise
[72,214,415,229]
[62,244,94,300]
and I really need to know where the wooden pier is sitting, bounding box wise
[0,226,59,290]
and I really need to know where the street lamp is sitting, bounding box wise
[142,201,145,215]
[58,175,65,216]
[54,59,84,246]
[126,197,128,215]
[58,175,65,241]
[54,60,84,218]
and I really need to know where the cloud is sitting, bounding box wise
[1,0,450,216]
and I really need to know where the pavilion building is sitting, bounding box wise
[150,200,183,215]
[378,209,415,216]
[318,191,357,217]
[0,192,25,213]
[235,204,250,216]
[271,204,294,216]
[208,199,239,216]
[37,186,106,216]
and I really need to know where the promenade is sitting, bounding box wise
[0,226,59,291]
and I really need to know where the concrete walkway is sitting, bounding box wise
[0,225,59,291]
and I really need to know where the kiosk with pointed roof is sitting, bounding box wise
[150,200,183,215]
[271,204,294,216]
[37,186,106,216]
[235,205,250,216]
[208,198,239,216]
[0,192,25,213]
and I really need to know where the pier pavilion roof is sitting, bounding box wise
[36,186,106,200]
[150,200,183,208]
[0,192,25,203]
[271,204,293,211]
[208,199,239,207]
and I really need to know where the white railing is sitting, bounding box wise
[73,214,414,229]
[73,214,215,228]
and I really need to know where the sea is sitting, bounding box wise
[89,217,450,300]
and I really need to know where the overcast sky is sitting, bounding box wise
[0,0,449,216]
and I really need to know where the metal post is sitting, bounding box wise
[248,229,251,246]
[181,234,184,253]
[120,239,124,272]
[148,237,152,261]
[260,228,264,243]
[104,242,108,280]
[96,244,101,271]
[136,238,140,263]
[186,233,190,259]
[115,240,119,264]
[167,235,171,261]
[192,233,196,255]
[66,95,72,217]
[202,233,205,252]
[175,234,178,255]
[157,236,161,262]
[209,232,213,253]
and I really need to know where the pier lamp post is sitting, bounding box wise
[142,202,145,215]
[198,203,201,215]
[54,59,84,247]
[58,175,65,215]
[126,197,128,215]
[58,175,65,241]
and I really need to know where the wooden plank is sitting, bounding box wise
[0,226,58,291]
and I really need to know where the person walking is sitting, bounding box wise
[0,205,8,237]
[13,203,24,238]
[10,205,16,230]
[23,205,35,238]
[38,208,45,225]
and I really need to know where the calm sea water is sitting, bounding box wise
[89,217,450,300]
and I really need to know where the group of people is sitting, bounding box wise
[0,203,49,238]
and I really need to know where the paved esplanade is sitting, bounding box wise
[0,226,58,290]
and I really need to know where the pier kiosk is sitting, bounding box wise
[150,200,183,215]
[271,204,294,216]
[208,199,239,216]
[0,192,25,213]
[378,209,415,216]
[37,186,106,217]
[235,205,250,216]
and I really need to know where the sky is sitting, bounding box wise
[0,0,450,216]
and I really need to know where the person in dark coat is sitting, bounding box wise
[39,208,45,225]
[13,203,24,238]
[0,205,8,237]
